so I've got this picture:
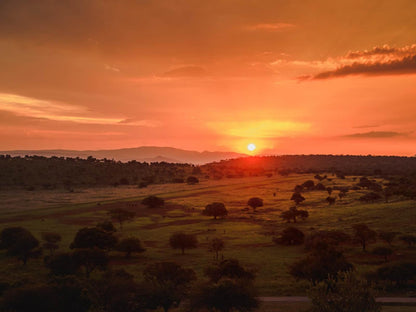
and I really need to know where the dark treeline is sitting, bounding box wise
[0,155,195,190]
[202,155,416,178]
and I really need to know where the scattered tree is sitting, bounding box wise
[70,227,117,250]
[0,227,41,265]
[186,176,199,185]
[280,206,308,223]
[359,192,382,202]
[352,224,377,251]
[45,252,80,276]
[273,226,305,245]
[291,192,305,205]
[247,197,263,211]
[326,187,333,195]
[308,271,381,312]
[116,237,146,258]
[41,232,62,255]
[202,202,228,219]
[169,232,198,254]
[302,180,315,190]
[209,238,224,260]
[141,195,165,208]
[326,196,336,205]
[108,208,135,229]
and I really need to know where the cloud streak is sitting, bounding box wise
[342,131,409,139]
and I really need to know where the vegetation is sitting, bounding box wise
[169,232,198,255]
[202,202,228,219]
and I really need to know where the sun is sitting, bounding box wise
[247,143,256,152]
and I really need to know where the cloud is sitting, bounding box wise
[313,55,416,79]
[161,66,208,78]
[0,93,159,126]
[245,23,295,31]
[342,131,409,139]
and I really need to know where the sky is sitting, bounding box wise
[1,0,416,155]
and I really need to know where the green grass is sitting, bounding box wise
[1,174,416,297]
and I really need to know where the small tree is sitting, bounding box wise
[41,232,62,255]
[374,261,416,286]
[308,271,381,312]
[291,192,305,205]
[73,248,109,278]
[352,224,377,251]
[209,238,224,260]
[302,180,315,190]
[108,208,135,229]
[280,206,308,223]
[202,202,228,219]
[141,196,165,208]
[96,220,117,233]
[144,261,196,312]
[70,227,117,250]
[169,232,197,254]
[372,247,393,262]
[326,196,336,205]
[378,231,397,246]
[186,176,199,185]
[0,227,41,265]
[326,187,333,195]
[273,227,305,245]
[116,237,146,258]
[399,234,416,246]
[247,197,263,211]
[204,259,255,283]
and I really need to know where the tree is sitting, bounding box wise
[280,206,308,223]
[45,252,80,276]
[326,196,336,205]
[169,232,197,254]
[289,248,353,285]
[302,180,315,190]
[41,232,62,255]
[204,259,255,283]
[96,220,117,233]
[374,261,416,286]
[273,226,305,245]
[308,271,381,312]
[371,247,393,262]
[141,195,165,208]
[290,192,305,205]
[399,234,416,246]
[144,262,196,312]
[305,230,350,251]
[209,238,224,260]
[70,227,117,250]
[73,248,109,278]
[108,208,135,229]
[359,192,382,202]
[186,176,199,185]
[378,231,397,246]
[326,187,333,195]
[0,227,41,265]
[202,202,228,219]
[190,280,259,312]
[116,237,145,258]
[247,197,263,211]
[352,224,377,251]
[315,183,326,190]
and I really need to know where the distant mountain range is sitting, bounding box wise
[0,146,248,164]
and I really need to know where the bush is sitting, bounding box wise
[141,196,165,208]
[273,227,305,246]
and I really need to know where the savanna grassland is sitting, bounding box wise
[1,171,416,305]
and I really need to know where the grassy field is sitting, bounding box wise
[1,173,416,298]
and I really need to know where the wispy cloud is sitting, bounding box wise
[0,93,159,126]
[161,66,208,78]
[245,23,295,31]
[342,131,410,139]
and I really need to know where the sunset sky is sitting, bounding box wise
[1,0,416,155]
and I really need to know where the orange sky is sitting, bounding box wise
[1,0,416,155]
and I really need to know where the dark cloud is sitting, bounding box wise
[345,45,416,59]
[343,131,409,139]
[161,66,208,78]
[313,55,416,79]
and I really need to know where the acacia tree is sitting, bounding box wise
[41,232,62,255]
[108,208,135,229]
[202,202,228,219]
[70,227,118,250]
[169,232,198,254]
[116,237,146,258]
[209,238,225,260]
[143,261,196,312]
[352,224,377,251]
[247,197,263,211]
[273,227,305,245]
[291,192,305,205]
[280,206,308,223]
[141,196,165,208]
[0,227,41,265]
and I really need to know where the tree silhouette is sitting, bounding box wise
[291,192,305,205]
[70,227,117,250]
[247,197,263,211]
[352,224,377,251]
[108,208,135,229]
[41,232,61,255]
[116,237,145,258]
[169,232,197,254]
[0,227,41,265]
[202,202,228,219]
[209,238,225,260]
[273,227,305,245]
[141,196,165,208]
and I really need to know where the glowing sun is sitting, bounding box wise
[247,143,256,152]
